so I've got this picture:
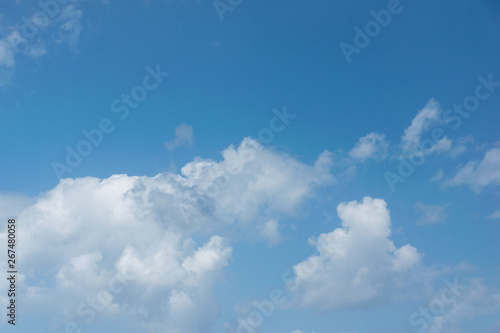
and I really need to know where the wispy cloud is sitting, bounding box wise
[56,4,83,50]
[415,201,448,225]
[164,123,194,151]
[0,31,24,86]
[445,147,500,192]
[0,1,85,86]
[348,132,388,162]
[487,210,500,220]
[421,279,500,333]
[401,99,442,152]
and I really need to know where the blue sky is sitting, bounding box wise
[1,0,500,332]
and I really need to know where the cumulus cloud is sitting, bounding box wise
[1,138,333,332]
[164,123,194,151]
[289,197,425,311]
[0,192,35,222]
[415,202,448,225]
[446,148,500,192]
[348,132,388,162]
[178,138,334,225]
[11,174,232,332]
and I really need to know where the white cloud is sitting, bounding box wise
[289,197,425,311]
[401,99,441,152]
[422,279,500,333]
[487,211,500,220]
[179,138,334,224]
[430,169,444,182]
[449,144,467,159]
[164,123,194,151]
[1,138,333,332]
[448,135,474,159]
[9,178,231,332]
[0,31,26,86]
[56,4,83,49]
[349,132,388,162]
[415,201,448,225]
[0,66,15,87]
[429,137,452,153]
[446,148,500,191]
[28,39,47,58]
[0,2,85,86]
[0,192,35,222]
[0,37,16,68]
[259,219,282,246]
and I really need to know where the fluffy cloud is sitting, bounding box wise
[16,177,233,332]
[178,138,334,225]
[289,197,424,311]
[164,123,194,151]
[1,138,333,332]
[446,147,500,191]
[0,192,35,222]
[348,132,388,162]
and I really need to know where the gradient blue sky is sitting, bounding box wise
[1,0,500,332]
